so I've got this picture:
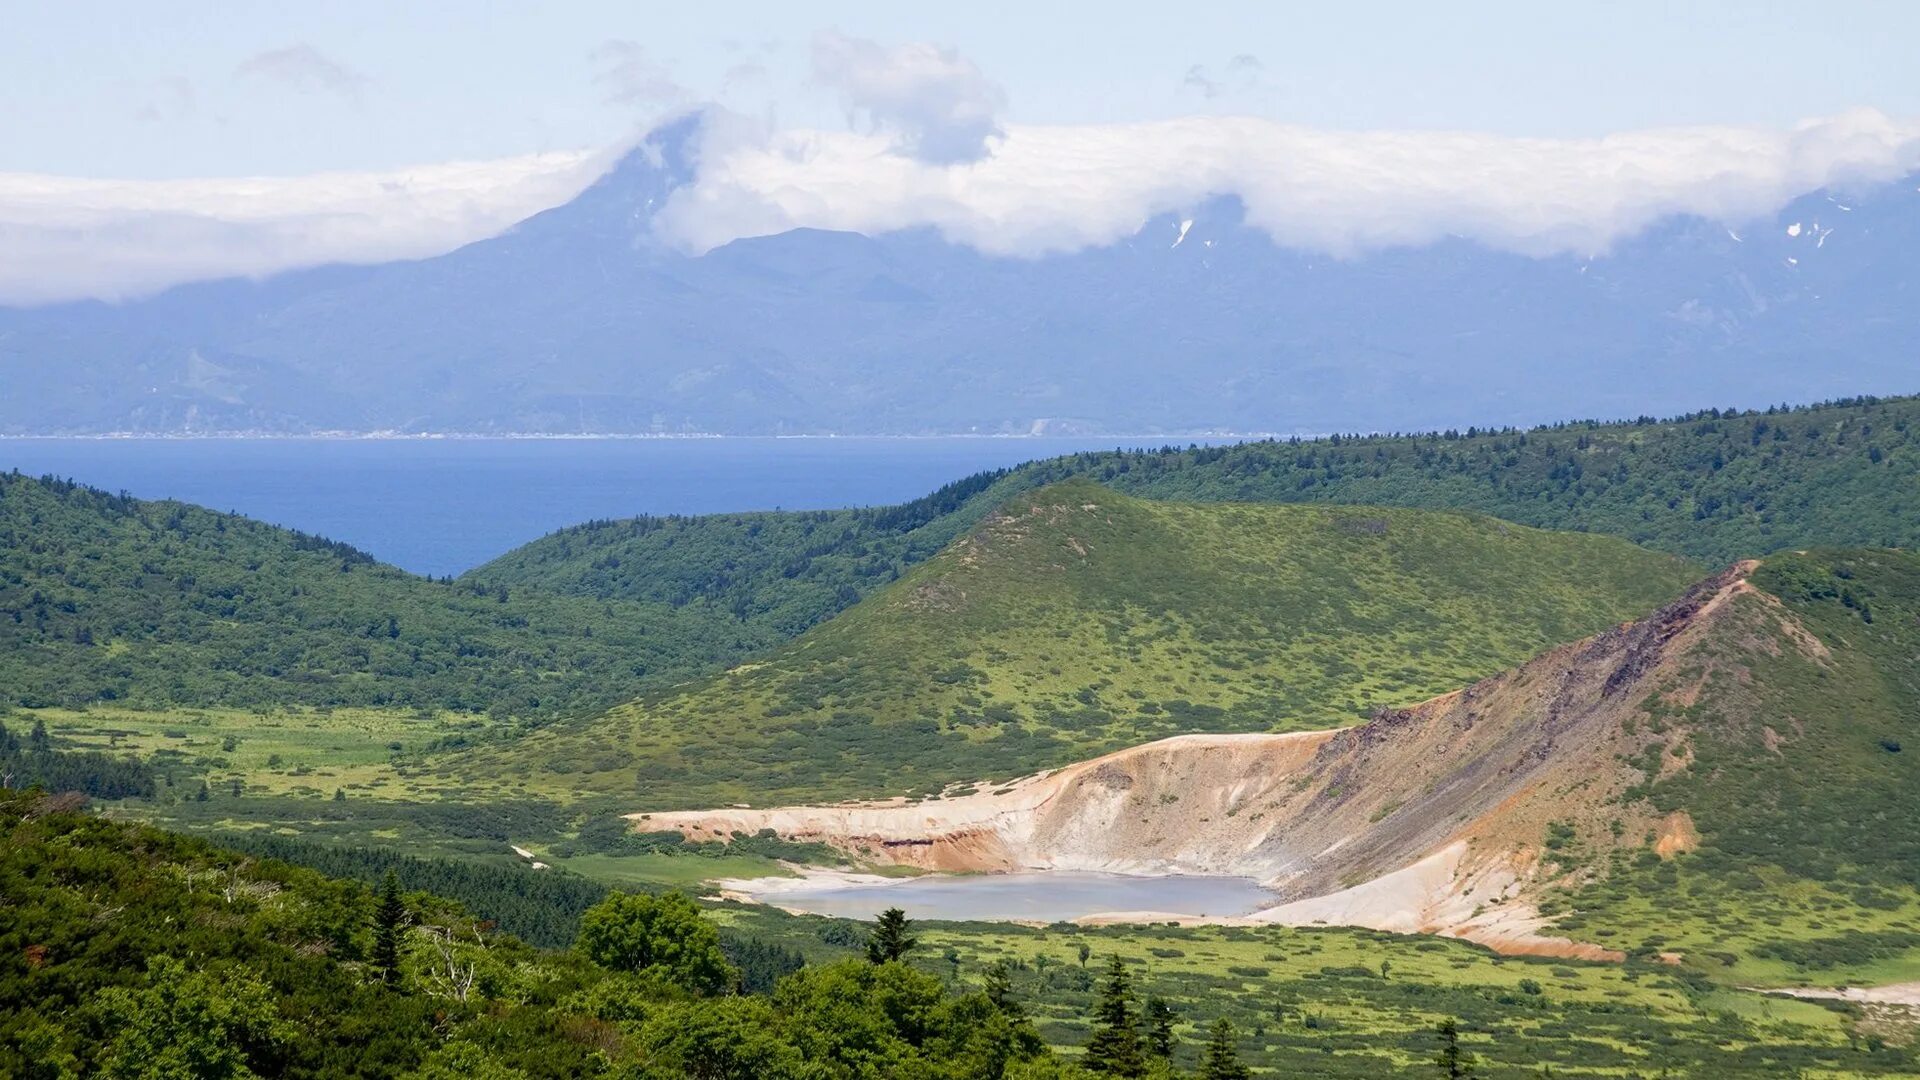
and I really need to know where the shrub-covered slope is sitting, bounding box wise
[466,395,1920,649]
[0,472,771,716]
[1536,547,1920,983]
[449,480,1698,807]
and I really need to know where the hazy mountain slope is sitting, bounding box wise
[0,472,772,716]
[468,395,1920,645]
[3,117,1917,436]
[445,480,1698,807]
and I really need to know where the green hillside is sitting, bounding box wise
[1549,547,1920,986]
[0,472,772,718]
[466,394,1920,663]
[449,480,1699,807]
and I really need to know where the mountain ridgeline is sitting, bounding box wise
[4,114,1917,436]
[468,395,1920,640]
[447,480,1698,807]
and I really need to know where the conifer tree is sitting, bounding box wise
[372,870,406,985]
[984,959,1025,1019]
[1083,955,1146,1077]
[865,907,917,964]
[1436,1018,1475,1078]
[1199,1018,1250,1080]
[1145,996,1177,1059]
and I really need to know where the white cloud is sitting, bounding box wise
[656,108,1920,259]
[0,153,602,304]
[810,31,1006,164]
[5,108,1919,306]
[234,44,367,101]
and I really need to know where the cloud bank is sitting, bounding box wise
[4,108,1919,305]
[657,108,1920,259]
[0,153,601,304]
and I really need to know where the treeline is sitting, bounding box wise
[0,470,776,715]
[211,831,612,948]
[0,715,154,798]
[471,395,1920,642]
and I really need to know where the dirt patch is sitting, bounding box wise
[1654,811,1700,858]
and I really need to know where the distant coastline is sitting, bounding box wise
[0,429,1274,442]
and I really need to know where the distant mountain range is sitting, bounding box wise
[4,116,1916,437]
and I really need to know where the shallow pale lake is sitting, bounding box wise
[760,872,1276,923]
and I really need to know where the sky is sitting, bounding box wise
[4,1,1919,302]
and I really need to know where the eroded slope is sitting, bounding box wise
[649,558,1885,962]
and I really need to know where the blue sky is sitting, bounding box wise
[6,0,1919,178]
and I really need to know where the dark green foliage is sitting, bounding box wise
[1199,1018,1250,1080]
[1145,995,1176,1058]
[1084,955,1147,1077]
[93,956,296,1080]
[0,471,772,717]
[0,716,155,798]
[576,890,736,994]
[372,871,406,984]
[472,396,1920,635]
[206,824,614,947]
[984,959,1024,1018]
[0,788,596,1078]
[720,934,807,995]
[1435,1018,1476,1078]
[466,468,1015,640]
[0,794,1065,1077]
[866,907,917,964]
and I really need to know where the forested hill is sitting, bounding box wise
[0,472,774,714]
[468,394,1919,637]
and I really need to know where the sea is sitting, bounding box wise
[0,437,1213,578]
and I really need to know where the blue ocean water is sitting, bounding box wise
[0,437,1194,577]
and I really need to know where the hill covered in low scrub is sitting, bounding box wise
[449,480,1698,807]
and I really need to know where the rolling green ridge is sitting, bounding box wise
[448,480,1699,807]
[468,395,1919,653]
[0,472,775,717]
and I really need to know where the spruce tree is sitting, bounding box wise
[984,959,1024,1019]
[372,870,406,985]
[1145,996,1177,1059]
[1435,1018,1475,1078]
[866,907,917,964]
[1083,955,1146,1077]
[1199,1018,1250,1080]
